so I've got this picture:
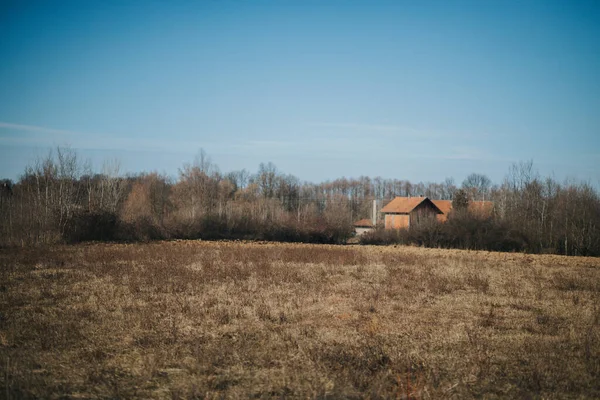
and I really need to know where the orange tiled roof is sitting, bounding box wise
[469,201,494,215]
[353,218,374,227]
[432,199,494,216]
[380,197,441,214]
[432,200,452,215]
[381,196,493,216]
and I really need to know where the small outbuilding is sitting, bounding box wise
[353,218,375,235]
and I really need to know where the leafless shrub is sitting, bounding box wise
[553,270,600,292]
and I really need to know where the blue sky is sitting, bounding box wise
[1,0,599,185]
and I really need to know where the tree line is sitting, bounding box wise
[0,148,598,256]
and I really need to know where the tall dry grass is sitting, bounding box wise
[1,241,599,398]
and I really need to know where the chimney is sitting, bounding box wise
[372,199,377,226]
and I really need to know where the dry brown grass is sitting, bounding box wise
[1,241,599,399]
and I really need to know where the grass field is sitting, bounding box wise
[1,241,599,399]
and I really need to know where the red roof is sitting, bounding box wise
[353,218,374,227]
[380,197,493,218]
[432,199,494,216]
[469,201,494,215]
[380,197,442,214]
[432,200,452,215]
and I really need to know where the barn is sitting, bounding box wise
[380,197,443,229]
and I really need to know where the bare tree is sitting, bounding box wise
[462,173,491,201]
[452,188,470,212]
[442,177,456,200]
[256,162,278,199]
[227,169,250,191]
[99,158,125,213]
[194,148,215,175]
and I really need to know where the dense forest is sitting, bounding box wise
[0,147,598,256]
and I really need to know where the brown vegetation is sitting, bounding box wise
[1,241,599,398]
[1,149,599,256]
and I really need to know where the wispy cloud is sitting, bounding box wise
[309,122,413,133]
[0,120,498,165]
[0,122,75,136]
[234,140,299,149]
[442,146,488,161]
[309,122,488,140]
[0,121,303,160]
[0,121,203,154]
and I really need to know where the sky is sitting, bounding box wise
[1,0,599,186]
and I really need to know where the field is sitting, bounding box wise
[1,241,599,399]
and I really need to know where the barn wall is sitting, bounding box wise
[411,201,440,226]
[385,214,410,229]
[385,214,392,229]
